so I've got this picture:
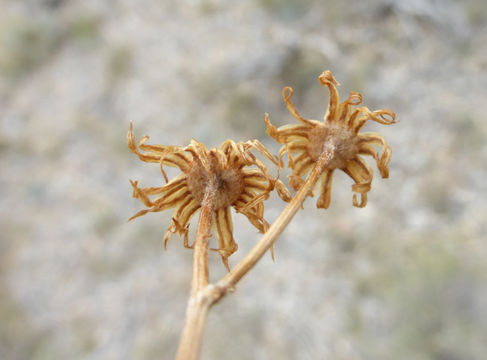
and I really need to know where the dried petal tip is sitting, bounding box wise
[265,70,396,209]
[128,124,290,268]
[318,70,340,87]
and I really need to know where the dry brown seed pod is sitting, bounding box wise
[265,70,396,209]
[128,124,291,269]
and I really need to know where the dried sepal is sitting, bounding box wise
[265,70,396,209]
[128,124,290,269]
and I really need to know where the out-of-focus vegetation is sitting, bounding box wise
[1,0,486,359]
[0,18,60,80]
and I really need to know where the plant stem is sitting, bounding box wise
[175,184,216,360]
[217,143,335,292]
[175,294,212,360]
[174,144,335,360]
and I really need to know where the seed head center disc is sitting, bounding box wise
[186,164,245,210]
[308,125,358,169]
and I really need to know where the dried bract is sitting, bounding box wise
[265,70,396,208]
[128,124,291,269]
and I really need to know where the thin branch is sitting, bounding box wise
[215,143,336,297]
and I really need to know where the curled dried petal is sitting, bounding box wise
[282,87,317,127]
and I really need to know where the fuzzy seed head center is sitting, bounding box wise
[186,162,245,210]
[308,125,358,170]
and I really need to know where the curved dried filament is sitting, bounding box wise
[316,169,335,209]
[342,158,373,208]
[338,91,362,123]
[358,143,378,160]
[319,70,340,123]
[212,207,237,271]
[351,108,396,133]
[357,133,391,178]
[282,87,317,127]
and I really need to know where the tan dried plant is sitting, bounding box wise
[265,70,395,209]
[128,124,291,269]
[127,70,396,360]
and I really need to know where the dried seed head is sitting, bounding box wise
[265,70,396,209]
[127,124,291,269]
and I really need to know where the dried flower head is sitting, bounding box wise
[265,70,396,209]
[128,124,291,269]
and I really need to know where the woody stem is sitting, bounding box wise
[175,183,216,360]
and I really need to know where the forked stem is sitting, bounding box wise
[175,144,335,360]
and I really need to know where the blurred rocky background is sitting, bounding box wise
[1,0,486,359]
